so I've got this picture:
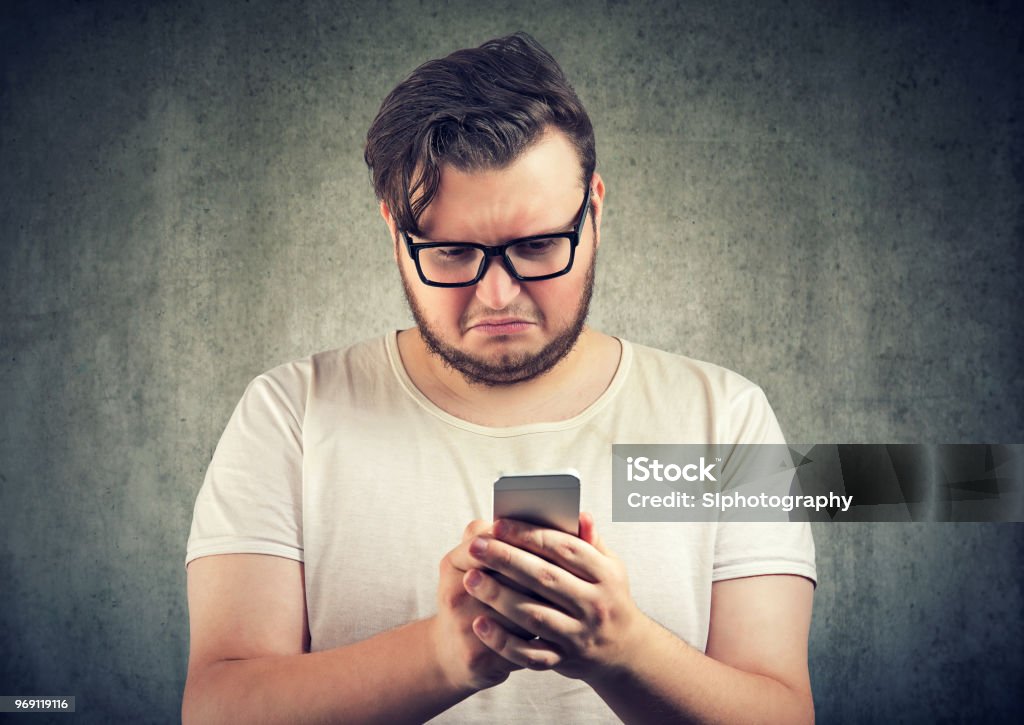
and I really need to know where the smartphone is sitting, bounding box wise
[493,471,581,535]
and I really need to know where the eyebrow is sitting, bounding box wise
[413,201,584,245]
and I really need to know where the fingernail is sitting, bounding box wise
[466,569,483,588]
[470,537,488,557]
[493,519,508,538]
[476,618,491,635]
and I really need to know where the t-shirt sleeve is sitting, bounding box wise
[712,381,817,585]
[185,365,306,566]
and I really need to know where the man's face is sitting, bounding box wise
[390,130,603,387]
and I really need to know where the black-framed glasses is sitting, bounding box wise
[401,186,592,288]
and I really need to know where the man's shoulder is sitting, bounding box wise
[268,334,389,372]
[623,338,765,399]
[619,338,783,444]
[248,334,393,394]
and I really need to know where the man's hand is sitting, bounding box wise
[456,512,648,684]
[431,519,526,692]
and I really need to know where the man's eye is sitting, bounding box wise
[428,246,478,264]
[514,238,559,256]
[438,247,471,258]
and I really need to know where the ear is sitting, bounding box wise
[589,172,606,249]
[380,201,400,262]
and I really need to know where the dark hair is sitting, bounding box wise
[364,32,596,237]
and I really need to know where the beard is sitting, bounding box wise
[400,254,596,387]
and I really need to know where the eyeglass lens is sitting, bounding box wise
[418,236,572,285]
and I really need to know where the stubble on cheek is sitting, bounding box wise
[397,256,595,387]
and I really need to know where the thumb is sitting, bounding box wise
[462,519,490,542]
[578,512,609,554]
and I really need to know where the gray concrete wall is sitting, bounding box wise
[1,0,1021,722]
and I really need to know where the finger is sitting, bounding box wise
[464,565,581,643]
[464,640,524,686]
[462,519,491,542]
[472,616,563,671]
[447,522,496,573]
[462,569,538,639]
[441,544,474,580]
[491,518,603,583]
[578,512,596,546]
[438,552,479,611]
[578,512,610,555]
[440,562,530,643]
[467,535,581,612]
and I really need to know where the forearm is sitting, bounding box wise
[587,617,814,725]
[182,617,471,724]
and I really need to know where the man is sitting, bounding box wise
[183,33,815,723]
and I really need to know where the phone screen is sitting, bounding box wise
[493,472,580,535]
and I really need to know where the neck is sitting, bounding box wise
[397,327,620,427]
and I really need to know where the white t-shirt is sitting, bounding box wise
[187,333,816,723]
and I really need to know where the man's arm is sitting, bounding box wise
[461,515,814,724]
[589,575,814,724]
[182,522,521,724]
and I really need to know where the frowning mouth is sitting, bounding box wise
[467,317,535,335]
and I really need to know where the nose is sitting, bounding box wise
[474,256,522,310]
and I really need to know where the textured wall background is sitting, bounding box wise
[1,0,1021,722]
